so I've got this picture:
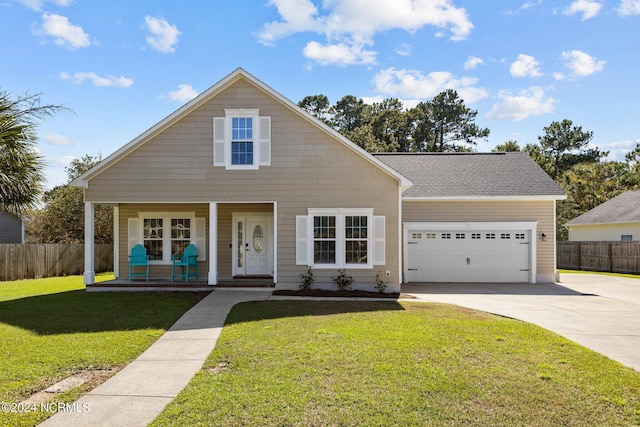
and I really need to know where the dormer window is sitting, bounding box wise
[214,109,270,170]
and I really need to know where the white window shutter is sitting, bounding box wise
[373,216,385,265]
[213,117,226,166]
[128,218,139,254]
[195,218,206,261]
[259,116,271,165]
[296,215,308,265]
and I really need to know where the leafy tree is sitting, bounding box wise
[556,161,631,240]
[26,153,113,244]
[331,95,369,133]
[410,89,489,152]
[0,90,65,214]
[298,95,331,124]
[368,98,408,153]
[537,119,606,180]
[492,140,521,152]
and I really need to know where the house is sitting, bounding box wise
[72,68,565,290]
[565,190,640,241]
[0,211,24,243]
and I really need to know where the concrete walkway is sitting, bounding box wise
[402,273,640,371]
[39,289,271,427]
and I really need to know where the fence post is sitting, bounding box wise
[577,243,581,270]
[607,242,612,273]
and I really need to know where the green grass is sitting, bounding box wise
[559,269,640,279]
[152,301,640,427]
[0,274,206,427]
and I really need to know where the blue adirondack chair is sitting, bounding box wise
[171,244,199,282]
[128,244,149,282]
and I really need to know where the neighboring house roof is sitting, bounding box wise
[374,152,566,200]
[565,190,640,226]
[70,68,411,189]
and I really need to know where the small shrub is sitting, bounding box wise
[299,266,314,290]
[332,269,354,291]
[375,272,388,293]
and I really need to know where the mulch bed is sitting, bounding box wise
[272,289,408,299]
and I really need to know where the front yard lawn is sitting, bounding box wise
[153,300,640,427]
[0,274,206,427]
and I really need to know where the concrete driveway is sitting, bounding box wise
[402,273,640,371]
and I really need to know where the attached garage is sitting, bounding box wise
[404,222,537,283]
[374,152,567,284]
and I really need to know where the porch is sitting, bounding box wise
[82,201,277,287]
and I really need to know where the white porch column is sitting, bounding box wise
[113,206,120,279]
[208,202,218,285]
[84,201,95,285]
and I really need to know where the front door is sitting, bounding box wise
[233,215,273,277]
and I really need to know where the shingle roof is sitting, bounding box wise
[565,190,640,226]
[374,152,565,199]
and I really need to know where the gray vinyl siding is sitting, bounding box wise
[0,212,22,243]
[402,200,557,283]
[94,78,401,287]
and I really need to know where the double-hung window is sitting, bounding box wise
[345,216,368,264]
[313,216,336,264]
[231,117,253,165]
[297,209,385,269]
[130,213,205,264]
[213,109,271,169]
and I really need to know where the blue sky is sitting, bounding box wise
[1,0,639,189]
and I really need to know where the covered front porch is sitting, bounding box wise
[82,201,277,287]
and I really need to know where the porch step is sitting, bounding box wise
[86,282,211,291]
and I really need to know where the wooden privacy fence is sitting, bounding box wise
[0,244,113,281]
[557,241,640,274]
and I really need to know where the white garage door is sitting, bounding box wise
[406,228,531,283]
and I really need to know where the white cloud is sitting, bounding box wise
[510,54,543,78]
[303,40,376,66]
[553,72,566,81]
[486,87,558,121]
[521,0,543,9]
[395,43,412,57]
[47,155,75,167]
[618,0,640,15]
[144,16,181,53]
[597,138,640,161]
[372,67,488,104]
[561,50,605,76]
[43,132,80,146]
[60,71,134,87]
[258,0,473,65]
[35,13,90,49]
[464,56,484,70]
[563,0,603,20]
[16,0,72,11]
[167,84,198,102]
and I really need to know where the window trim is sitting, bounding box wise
[225,109,259,170]
[138,212,196,265]
[306,208,374,269]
